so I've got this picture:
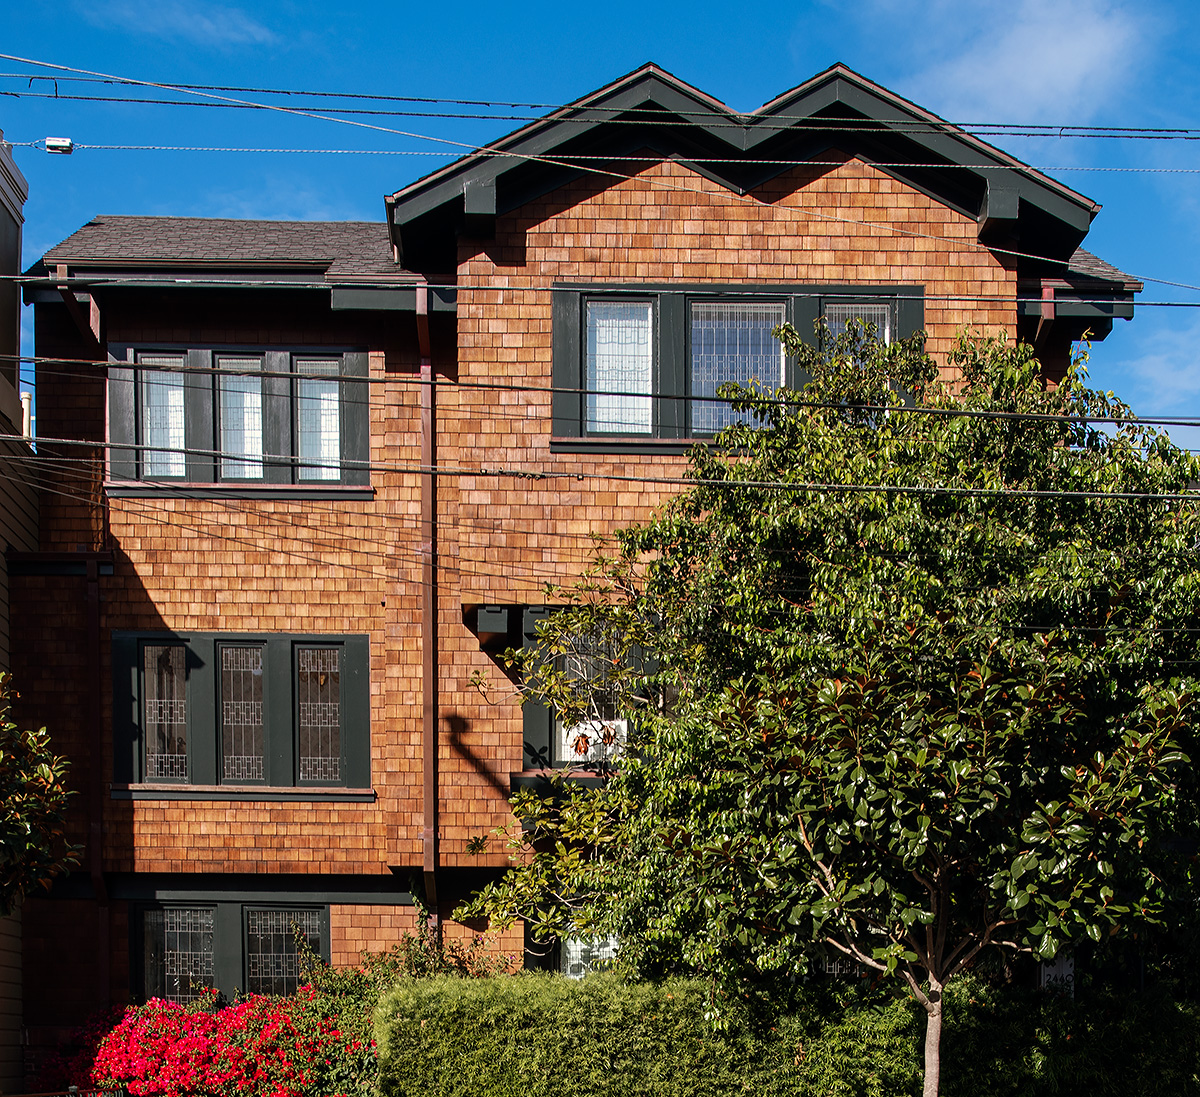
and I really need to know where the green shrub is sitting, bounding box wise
[375,973,924,1097]
[376,972,1200,1097]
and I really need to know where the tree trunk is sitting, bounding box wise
[922,980,943,1097]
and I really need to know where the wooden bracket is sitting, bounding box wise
[55,262,104,358]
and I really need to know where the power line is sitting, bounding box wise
[12,432,1200,503]
[0,60,1192,292]
[8,351,1195,432]
[14,141,1200,176]
[3,69,1200,141]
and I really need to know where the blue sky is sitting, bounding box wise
[2,0,1199,439]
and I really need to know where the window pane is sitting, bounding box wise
[221,645,265,782]
[824,302,892,344]
[561,934,618,978]
[690,301,786,433]
[245,908,323,995]
[553,633,624,766]
[143,908,214,1003]
[586,301,653,434]
[297,359,341,481]
[139,354,186,477]
[219,356,264,479]
[297,647,340,783]
[144,644,187,780]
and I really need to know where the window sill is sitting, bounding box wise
[510,769,608,791]
[105,482,374,501]
[549,437,699,456]
[110,783,377,802]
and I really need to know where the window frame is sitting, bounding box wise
[134,901,330,1003]
[552,283,924,446]
[113,632,370,790]
[108,344,370,488]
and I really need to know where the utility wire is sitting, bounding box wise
[3,76,1200,141]
[3,53,1197,293]
[6,352,1192,432]
[13,432,1200,502]
[14,142,1200,176]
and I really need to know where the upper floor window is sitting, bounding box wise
[552,284,922,445]
[108,347,369,488]
[113,632,370,790]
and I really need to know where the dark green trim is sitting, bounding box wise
[549,438,693,456]
[552,283,925,440]
[113,631,370,790]
[328,286,456,312]
[7,560,115,576]
[107,343,370,488]
[111,786,376,801]
[511,772,606,791]
[104,485,375,500]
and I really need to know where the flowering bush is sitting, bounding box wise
[89,913,506,1097]
[91,987,376,1097]
[33,1006,126,1091]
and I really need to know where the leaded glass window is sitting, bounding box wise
[143,908,214,1003]
[561,934,618,978]
[297,359,341,481]
[219,356,264,479]
[690,301,786,433]
[586,301,653,434]
[297,646,340,783]
[824,302,892,344]
[220,644,265,782]
[139,354,186,477]
[245,908,324,995]
[144,644,187,780]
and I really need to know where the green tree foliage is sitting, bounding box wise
[460,326,1200,1095]
[0,672,77,916]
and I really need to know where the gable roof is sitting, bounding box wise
[33,216,409,282]
[387,62,1103,274]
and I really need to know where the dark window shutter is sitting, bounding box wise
[342,352,370,486]
[108,366,137,480]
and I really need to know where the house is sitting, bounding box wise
[0,127,37,1095]
[12,62,1139,1072]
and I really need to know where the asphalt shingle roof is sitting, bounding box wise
[37,216,1141,295]
[1065,247,1142,291]
[37,216,407,279]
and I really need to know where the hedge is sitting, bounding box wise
[376,973,1200,1097]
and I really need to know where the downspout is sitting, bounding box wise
[417,283,439,933]
[86,557,109,1006]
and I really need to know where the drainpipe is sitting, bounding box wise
[417,283,439,933]
[20,392,32,439]
[86,557,109,1007]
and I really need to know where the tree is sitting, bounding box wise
[460,327,1200,1096]
[0,673,78,916]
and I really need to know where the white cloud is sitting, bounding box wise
[892,0,1149,124]
[75,0,276,47]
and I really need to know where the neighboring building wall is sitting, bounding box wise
[434,155,1020,863]
[0,128,33,1097]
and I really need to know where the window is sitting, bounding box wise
[552,635,626,767]
[561,934,619,978]
[245,908,325,995]
[138,903,327,1003]
[143,906,215,1003]
[112,633,370,789]
[108,348,369,487]
[518,608,630,770]
[552,284,923,443]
